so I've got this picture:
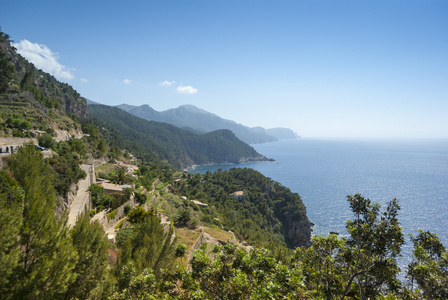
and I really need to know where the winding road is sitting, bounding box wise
[67,164,93,227]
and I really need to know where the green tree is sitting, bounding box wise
[7,145,78,299]
[296,194,404,300]
[115,167,127,185]
[341,194,404,299]
[295,234,346,299]
[38,133,56,149]
[109,262,170,300]
[116,215,176,279]
[0,171,24,299]
[172,243,307,299]
[407,230,448,299]
[66,213,111,300]
[127,206,156,224]
[0,46,14,92]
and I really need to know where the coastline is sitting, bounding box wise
[185,155,275,173]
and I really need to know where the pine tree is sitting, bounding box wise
[116,214,176,280]
[0,171,24,299]
[8,145,78,299]
[65,213,110,299]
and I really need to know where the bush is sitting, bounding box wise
[38,134,55,149]
[176,208,191,226]
[106,209,117,222]
[134,192,147,205]
[124,204,132,215]
[115,219,126,229]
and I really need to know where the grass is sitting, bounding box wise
[175,226,203,267]
[114,219,126,229]
[95,163,115,176]
[155,182,167,190]
[203,226,236,243]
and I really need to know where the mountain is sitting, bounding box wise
[0,30,88,138]
[88,104,271,170]
[266,128,299,139]
[116,104,298,144]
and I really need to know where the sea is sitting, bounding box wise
[190,138,448,272]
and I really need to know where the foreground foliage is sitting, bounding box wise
[1,146,448,299]
[109,193,447,300]
[296,194,404,299]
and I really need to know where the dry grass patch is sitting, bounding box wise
[203,226,236,243]
[95,163,115,176]
[175,227,203,266]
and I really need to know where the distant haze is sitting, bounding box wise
[2,0,447,138]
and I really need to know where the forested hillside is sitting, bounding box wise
[175,168,311,248]
[88,104,270,169]
[0,30,87,138]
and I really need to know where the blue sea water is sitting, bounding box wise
[190,138,448,269]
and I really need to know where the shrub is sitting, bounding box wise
[124,204,132,215]
[38,134,55,149]
[115,219,126,229]
[106,209,117,222]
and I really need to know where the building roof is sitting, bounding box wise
[100,182,123,192]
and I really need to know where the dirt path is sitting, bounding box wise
[67,164,93,227]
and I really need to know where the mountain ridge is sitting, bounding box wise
[115,103,298,144]
[87,104,272,170]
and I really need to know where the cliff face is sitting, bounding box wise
[265,181,312,248]
[284,213,312,248]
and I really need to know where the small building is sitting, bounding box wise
[230,191,245,199]
[99,182,124,194]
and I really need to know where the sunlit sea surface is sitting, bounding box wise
[190,138,448,271]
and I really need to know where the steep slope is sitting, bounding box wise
[117,104,283,144]
[88,104,270,169]
[177,168,312,248]
[0,30,88,137]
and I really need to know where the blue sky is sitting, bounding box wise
[1,0,447,138]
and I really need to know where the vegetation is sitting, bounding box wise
[4,146,78,299]
[0,30,14,93]
[0,28,87,138]
[2,139,447,300]
[48,139,87,197]
[1,28,447,299]
[175,168,311,250]
[108,193,448,299]
[87,104,268,169]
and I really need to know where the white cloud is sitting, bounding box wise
[80,78,88,83]
[160,80,175,86]
[13,39,74,80]
[177,85,198,94]
[123,78,131,85]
